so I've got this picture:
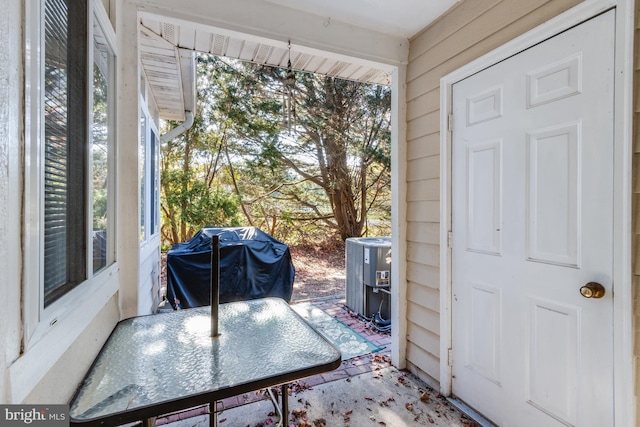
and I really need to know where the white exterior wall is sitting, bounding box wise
[0,1,123,404]
[0,0,26,404]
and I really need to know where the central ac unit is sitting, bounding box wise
[345,237,391,319]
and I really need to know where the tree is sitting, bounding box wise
[160,104,242,246]
[234,61,392,241]
[160,55,391,246]
[282,74,392,240]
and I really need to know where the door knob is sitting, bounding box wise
[580,282,605,299]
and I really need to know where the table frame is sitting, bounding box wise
[68,300,341,427]
[70,239,339,427]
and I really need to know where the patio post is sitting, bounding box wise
[211,234,220,337]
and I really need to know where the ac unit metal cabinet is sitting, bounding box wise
[361,238,391,288]
[346,238,365,315]
[345,237,391,317]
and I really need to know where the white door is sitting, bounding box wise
[451,11,615,427]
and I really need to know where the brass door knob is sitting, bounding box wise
[580,282,605,299]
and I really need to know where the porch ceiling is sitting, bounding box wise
[140,24,196,121]
[140,16,393,87]
[138,0,460,120]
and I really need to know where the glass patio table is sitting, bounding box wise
[69,298,341,427]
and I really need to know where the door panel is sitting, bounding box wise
[527,123,580,266]
[467,140,503,255]
[451,10,614,427]
[527,298,579,423]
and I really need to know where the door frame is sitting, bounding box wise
[438,0,635,425]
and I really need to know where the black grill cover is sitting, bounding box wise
[166,227,295,309]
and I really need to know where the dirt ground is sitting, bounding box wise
[288,242,346,302]
[161,241,346,303]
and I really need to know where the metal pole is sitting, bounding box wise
[210,234,220,337]
[281,384,289,427]
[209,401,217,427]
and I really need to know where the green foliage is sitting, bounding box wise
[160,54,391,247]
[161,169,240,237]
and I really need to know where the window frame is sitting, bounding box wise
[139,99,161,246]
[23,0,119,348]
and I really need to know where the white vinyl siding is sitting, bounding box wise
[632,0,640,414]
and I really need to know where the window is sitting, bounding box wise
[150,131,160,236]
[29,0,116,310]
[139,110,146,241]
[91,11,114,274]
[139,106,160,243]
[43,0,88,305]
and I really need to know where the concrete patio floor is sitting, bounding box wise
[161,366,481,427]
[155,297,483,427]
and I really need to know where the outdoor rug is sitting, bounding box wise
[291,302,382,360]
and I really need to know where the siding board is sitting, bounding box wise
[407,88,440,121]
[407,110,440,140]
[407,221,440,244]
[407,281,440,312]
[407,201,440,223]
[407,322,440,356]
[407,263,440,289]
[406,342,440,381]
[407,242,440,266]
[407,300,440,333]
[407,156,439,181]
[407,179,439,203]
[407,133,440,160]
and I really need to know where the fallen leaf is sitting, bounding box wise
[405,403,414,412]
[420,392,430,402]
[291,408,308,420]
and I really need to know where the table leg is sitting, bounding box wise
[281,384,288,427]
[209,401,217,427]
[142,417,156,427]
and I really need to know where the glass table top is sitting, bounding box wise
[69,298,341,424]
